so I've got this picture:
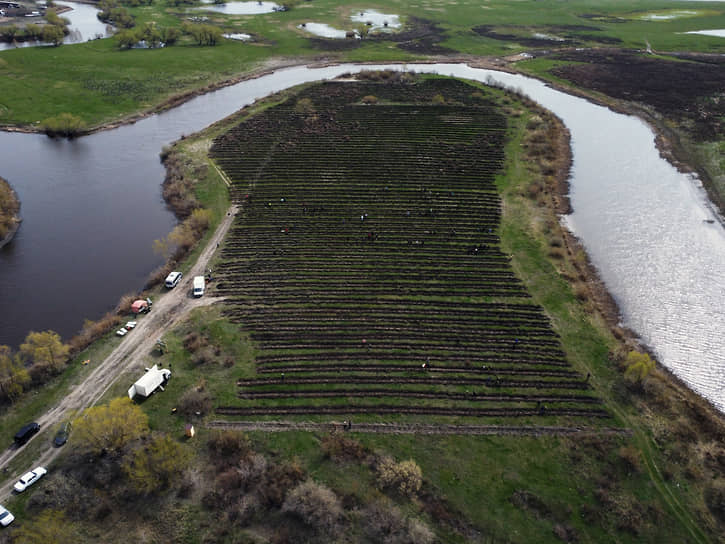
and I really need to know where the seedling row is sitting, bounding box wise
[210,78,606,423]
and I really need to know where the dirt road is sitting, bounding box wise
[0,205,238,499]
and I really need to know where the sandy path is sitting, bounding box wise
[0,205,238,499]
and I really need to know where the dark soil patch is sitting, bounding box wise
[308,17,454,56]
[472,25,621,48]
[549,49,725,142]
[473,25,574,48]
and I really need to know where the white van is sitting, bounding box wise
[165,271,182,288]
[193,276,205,297]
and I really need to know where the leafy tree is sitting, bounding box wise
[42,24,65,46]
[0,25,19,42]
[160,26,180,46]
[355,23,370,40]
[73,397,149,455]
[24,23,43,40]
[123,434,191,494]
[116,28,139,49]
[138,22,162,47]
[12,510,75,543]
[183,23,222,46]
[19,330,70,372]
[41,113,86,137]
[624,350,656,386]
[0,345,30,402]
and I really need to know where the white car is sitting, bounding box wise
[125,321,137,329]
[0,505,14,527]
[14,467,47,492]
[116,328,128,337]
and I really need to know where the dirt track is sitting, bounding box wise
[0,205,238,499]
[208,420,631,437]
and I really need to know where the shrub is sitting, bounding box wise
[623,351,656,388]
[123,434,192,495]
[68,313,123,353]
[295,98,315,113]
[375,456,422,498]
[363,500,435,544]
[704,480,725,523]
[261,459,306,507]
[207,430,252,466]
[361,95,378,105]
[191,346,217,367]
[178,386,212,417]
[42,113,86,137]
[282,480,342,532]
[320,432,366,462]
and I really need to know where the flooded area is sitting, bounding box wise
[350,10,401,31]
[300,9,401,38]
[0,63,723,412]
[0,1,112,51]
[685,29,725,37]
[298,22,349,39]
[223,32,252,41]
[194,1,280,15]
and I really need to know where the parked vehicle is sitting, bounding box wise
[127,365,171,399]
[131,298,152,314]
[165,271,182,288]
[0,505,14,527]
[193,275,205,297]
[14,422,39,446]
[14,467,47,492]
[53,421,72,447]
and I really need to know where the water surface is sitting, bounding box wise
[195,1,279,15]
[684,29,725,37]
[0,1,112,51]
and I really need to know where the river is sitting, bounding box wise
[0,62,723,411]
[0,2,113,51]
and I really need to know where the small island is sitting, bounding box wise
[0,176,21,249]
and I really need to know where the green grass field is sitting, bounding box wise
[1,0,724,127]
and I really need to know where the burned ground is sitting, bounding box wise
[550,49,725,142]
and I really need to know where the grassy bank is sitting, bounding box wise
[1,0,724,128]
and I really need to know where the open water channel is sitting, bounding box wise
[0,1,112,51]
[0,63,723,411]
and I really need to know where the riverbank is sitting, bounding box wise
[0,176,21,249]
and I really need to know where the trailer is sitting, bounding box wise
[128,365,171,399]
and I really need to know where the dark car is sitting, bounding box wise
[52,421,71,447]
[14,422,40,446]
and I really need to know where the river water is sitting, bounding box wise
[0,63,723,410]
[0,2,112,51]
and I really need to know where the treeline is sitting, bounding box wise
[0,177,21,241]
[0,331,70,403]
[116,23,180,48]
[0,9,69,45]
[116,22,224,48]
